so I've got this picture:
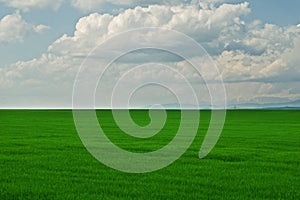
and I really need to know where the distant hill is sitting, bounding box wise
[229,99,300,110]
[143,99,300,110]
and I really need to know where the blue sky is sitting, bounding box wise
[247,0,300,26]
[0,0,300,108]
[0,4,82,65]
[1,0,300,66]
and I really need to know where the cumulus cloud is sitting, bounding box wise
[47,2,300,83]
[1,1,300,107]
[0,11,49,44]
[48,3,251,55]
[216,24,300,83]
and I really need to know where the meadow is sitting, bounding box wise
[0,110,299,199]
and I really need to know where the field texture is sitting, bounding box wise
[0,110,300,199]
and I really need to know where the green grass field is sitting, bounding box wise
[1,110,300,199]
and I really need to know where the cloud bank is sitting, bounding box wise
[1,2,300,107]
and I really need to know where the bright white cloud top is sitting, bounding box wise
[0,11,49,44]
[0,1,300,108]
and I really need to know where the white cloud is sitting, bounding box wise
[49,2,300,83]
[0,12,49,44]
[70,0,244,12]
[0,0,65,11]
[48,3,251,55]
[70,0,195,12]
[216,24,300,83]
[0,0,242,12]
[70,0,134,12]
[1,2,300,107]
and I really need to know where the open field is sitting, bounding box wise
[1,110,300,199]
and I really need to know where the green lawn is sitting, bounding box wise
[0,110,299,199]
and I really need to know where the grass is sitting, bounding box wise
[0,110,300,199]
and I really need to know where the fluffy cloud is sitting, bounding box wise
[0,53,81,107]
[1,2,300,107]
[216,25,300,83]
[0,12,49,44]
[47,2,300,83]
[48,3,251,55]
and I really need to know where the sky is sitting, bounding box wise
[0,0,300,108]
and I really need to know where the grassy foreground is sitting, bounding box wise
[0,110,300,199]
